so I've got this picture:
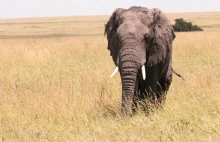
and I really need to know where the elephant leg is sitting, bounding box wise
[132,74,151,112]
[143,64,161,104]
[157,77,172,104]
[157,62,173,104]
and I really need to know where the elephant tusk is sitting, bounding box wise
[141,65,146,80]
[110,67,119,78]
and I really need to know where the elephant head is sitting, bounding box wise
[105,6,176,115]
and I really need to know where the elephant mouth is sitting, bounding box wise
[110,45,146,80]
[110,64,146,80]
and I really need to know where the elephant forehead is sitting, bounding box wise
[120,10,139,20]
[118,23,145,33]
[120,10,153,27]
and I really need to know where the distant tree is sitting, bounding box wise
[173,18,203,32]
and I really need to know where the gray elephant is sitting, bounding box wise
[104,6,176,115]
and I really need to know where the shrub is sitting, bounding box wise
[173,18,203,32]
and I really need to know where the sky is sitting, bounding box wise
[0,0,220,18]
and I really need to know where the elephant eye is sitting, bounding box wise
[118,19,123,25]
[144,33,150,40]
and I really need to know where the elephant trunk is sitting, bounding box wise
[120,60,138,114]
[119,42,146,114]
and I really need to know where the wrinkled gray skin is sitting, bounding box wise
[105,6,176,115]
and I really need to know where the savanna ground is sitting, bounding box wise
[0,12,220,141]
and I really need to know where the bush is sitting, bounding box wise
[173,18,203,32]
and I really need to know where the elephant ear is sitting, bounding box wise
[104,8,125,66]
[147,8,176,67]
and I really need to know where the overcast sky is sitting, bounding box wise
[0,0,219,18]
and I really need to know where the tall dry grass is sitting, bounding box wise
[0,12,220,141]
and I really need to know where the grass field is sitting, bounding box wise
[0,12,220,141]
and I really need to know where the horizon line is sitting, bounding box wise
[1,10,220,20]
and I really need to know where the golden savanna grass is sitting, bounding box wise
[0,12,220,141]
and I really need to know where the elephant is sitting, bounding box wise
[104,6,176,115]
